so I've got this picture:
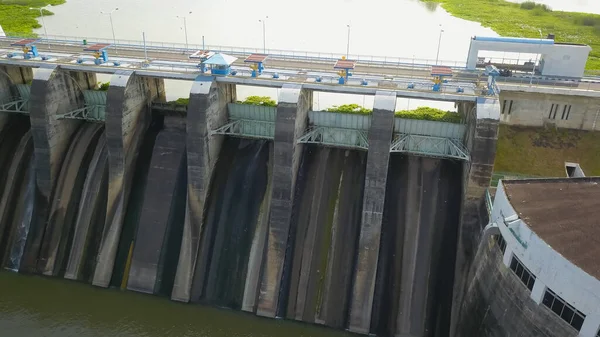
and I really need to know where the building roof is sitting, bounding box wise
[334,59,356,69]
[204,53,237,66]
[503,178,600,280]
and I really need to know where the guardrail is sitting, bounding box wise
[0,33,470,70]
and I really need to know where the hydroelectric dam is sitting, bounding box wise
[0,36,500,337]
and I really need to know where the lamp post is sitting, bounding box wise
[177,11,192,52]
[530,28,543,85]
[30,7,49,49]
[435,24,444,65]
[346,24,351,58]
[259,16,268,53]
[100,8,119,53]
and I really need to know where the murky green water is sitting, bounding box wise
[0,272,354,337]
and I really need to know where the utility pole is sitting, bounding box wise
[530,28,543,85]
[177,11,192,52]
[436,24,444,65]
[346,24,351,58]
[30,7,50,49]
[259,16,268,53]
[100,8,119,53]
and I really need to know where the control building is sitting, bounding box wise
[457,177,600,337]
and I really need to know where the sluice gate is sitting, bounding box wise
[0,67,499,337]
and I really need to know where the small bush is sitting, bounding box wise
[520,1,551,12]
[325,103,371,114]
[576,15,600,27]
[395,107,462,123]
[167,98,189,105]
[239,96,276,107]
[97,81,110,91]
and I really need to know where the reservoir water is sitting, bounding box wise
[0,0,595,337]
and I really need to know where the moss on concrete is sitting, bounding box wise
[494,124,600,177]
[0,0,65,37]
[422,0,600,72]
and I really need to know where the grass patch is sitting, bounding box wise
[96,81,109,91]
[166,97,189,105]
[237,95,276,107]
[421,0,600,72]
[395,107,462,123]
[494,124,600,177]
[326,103,371,114]
[0,0,64,37]
[325,105,462,123]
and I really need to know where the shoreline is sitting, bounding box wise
[422,0,600,72]
[0,0,65,37]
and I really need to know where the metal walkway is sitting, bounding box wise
[56,90,106,123]
[0,84,30,114]
[210,103,276,139]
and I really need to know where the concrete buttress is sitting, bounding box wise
[21,65,96,273]
[171,76,235,302]
[450,97,500,337]
[92,70,164,288]
[256,84,311,318]
[349,90,396,334]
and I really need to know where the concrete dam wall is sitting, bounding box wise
[0,67,500,337]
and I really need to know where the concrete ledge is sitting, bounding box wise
[92,71,165,288]
[171,76,235,303]
[256,84,311,318]
[348,90,396,334]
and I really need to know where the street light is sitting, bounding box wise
[177,11,192,52]
[530,28,543,85]
[100,8,119,53]
[346,24,351,58]
[258,16,268,54]
[435,24,444,65]
[29,7,49,49]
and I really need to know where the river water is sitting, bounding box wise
[0,1,591,337]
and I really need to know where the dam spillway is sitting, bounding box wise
[0,66,500,337]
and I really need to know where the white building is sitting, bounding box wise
[489,177,600,337]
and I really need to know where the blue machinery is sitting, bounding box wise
[8,39,40,60]
[334,57,355,84]
[189,50,215,73]
[484,65,500,96]
[245,54,268,77]
[81,43,111,65]
[431,65,453,92]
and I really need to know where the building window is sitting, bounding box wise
[502,100,514,115]
[561,105,572,120]
[549,103,559,119]
[494,234,506,254]
[542,288,586,331]
[509,256,535,291]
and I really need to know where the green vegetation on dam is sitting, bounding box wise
[0,271,353,337]
[0,0,64,36]
[422,0,600,72]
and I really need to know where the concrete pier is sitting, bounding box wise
[450,98,500,337]
[172,77,235,303]
[127,115,186,294]
[92,71,164,288]
[21,65,96,273]
[257,84,311,318]
[348,90,396,334]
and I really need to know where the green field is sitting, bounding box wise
[494,124,600,177]
[422,0,600,72]
[0,0,64,37]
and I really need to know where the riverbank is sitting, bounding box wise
[494,124,600,177]
[0,0,64,36]
[422,0,600,72]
